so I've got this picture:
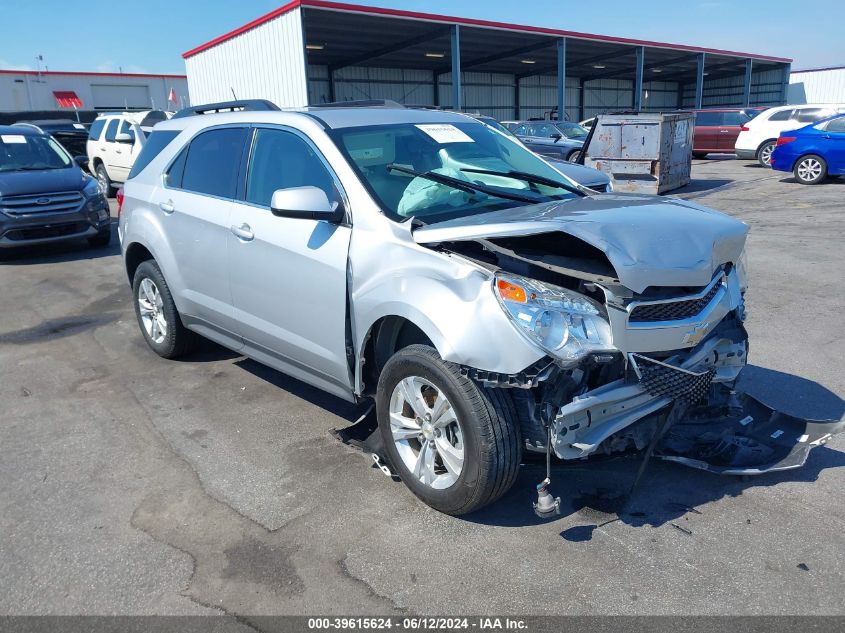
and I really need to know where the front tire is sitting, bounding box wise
[376,345,521,515]
[96,164,115,197]
[757,141,776,167]
[793,154,827,185]
[87,228,111,248]
[132,260,198,359]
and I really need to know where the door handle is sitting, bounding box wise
[230,223,254,241]
[159,200,175,214]
[719,129,730,133]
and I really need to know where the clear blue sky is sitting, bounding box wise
[1,0,839,73]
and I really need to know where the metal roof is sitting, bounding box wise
[183,0,790,85]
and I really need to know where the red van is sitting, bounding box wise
[692,108,765,158]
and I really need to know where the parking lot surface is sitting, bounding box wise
[1,159,843,621]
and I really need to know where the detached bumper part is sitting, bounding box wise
[659,391,845,474]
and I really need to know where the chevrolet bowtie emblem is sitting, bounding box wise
[682,322,710,346]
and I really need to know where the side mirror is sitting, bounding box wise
[270,186,344,223]
[115,132,134,143]
[551,133,562,142]
[73,155,89,169]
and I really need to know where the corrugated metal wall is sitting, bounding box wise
[788,68,845,104]
[680,68,785,108]
[185,7,308,108]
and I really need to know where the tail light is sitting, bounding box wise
[740,126,750,132]
[116,188,125,219]
[776,136,796,146]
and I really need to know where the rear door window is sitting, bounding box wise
[695,111,722,126]
[179,127,248,199]
[88,119,106,141]
[104,119,119,142]
[722,112,747,126]
[767,109,793,121]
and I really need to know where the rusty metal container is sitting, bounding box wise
[583,112,694,194]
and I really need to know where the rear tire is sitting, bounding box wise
[376,344,521,515]
[132,260,199,359]
[757,141,776,168]
[793,154,827,185]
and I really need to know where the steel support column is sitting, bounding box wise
[695,53,706,110]
[557,37,567,121]
[743,59,753,107]
[633,46,644,111]
[328,70,335,103]
[781,62,791,105]
[433,72,439,107]
[451,25,461,111]
[578,78,585,122]
[514,79,520,120]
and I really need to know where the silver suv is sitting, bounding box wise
[120,101,841,516]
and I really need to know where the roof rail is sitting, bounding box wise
[310,99,405,109]
[171,99,280,119]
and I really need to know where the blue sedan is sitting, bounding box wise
[771,113,845,184]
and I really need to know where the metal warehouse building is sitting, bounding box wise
[183,0,791,121]
[0,70,189,113]
[789,66,845,104]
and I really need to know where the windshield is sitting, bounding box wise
[329,121,578,223]
[0,133,73,172]
[555,122,589,138]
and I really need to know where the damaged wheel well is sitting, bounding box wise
[359,316,433,396]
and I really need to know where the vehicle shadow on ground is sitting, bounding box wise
[0,222,119,265]
[464,365,844,532]
[673,178,734,196]
[777,176,845,185]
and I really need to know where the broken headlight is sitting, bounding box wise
[494,273,614,365]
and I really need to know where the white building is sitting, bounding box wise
[789,66,845,104]
[182,0,791,122]
[0,69,189,113]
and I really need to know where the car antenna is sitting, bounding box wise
[231,87,238,100]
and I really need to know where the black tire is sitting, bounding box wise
[693,152,708,159]
[567,150,581,163]
[375,344,521,515]
[757,141,776,168]
[96,163,115,197]
[792,154,828,185]
[87,228,111,248]
[132,260,198,359]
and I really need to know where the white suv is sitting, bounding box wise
[735,104,845,167]
[86,110,172,195]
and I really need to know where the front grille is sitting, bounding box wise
[629,279,722,323]
[632,354,714,403]
[4,222,88,241]
[1,190,84,217]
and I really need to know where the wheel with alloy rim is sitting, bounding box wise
[132,260,198,358]
[793,154,827,185]
[389,375,465,489]
[96,164,114,197]
[568,150,581,163]
[757,141,775,167]
[376,344,521,515]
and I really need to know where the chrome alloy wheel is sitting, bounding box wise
[760,144,774,166]
[137,278,167,344]
[797,157,823,182]
[389,376,464,489]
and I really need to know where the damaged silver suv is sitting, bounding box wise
[119,101,842,516]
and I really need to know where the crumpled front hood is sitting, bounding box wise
[413,193,749,293]
[0,167,87,198]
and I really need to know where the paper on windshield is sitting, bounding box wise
[1,135,28,144]
[416,124,474,144]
